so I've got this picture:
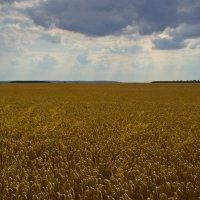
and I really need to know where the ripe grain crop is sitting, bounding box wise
[0,83,199,200]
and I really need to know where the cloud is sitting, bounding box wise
[153,38,186,50]
[1,0,200,40]
[152,23,200,50]
[25,0,132,36]
[189,40,200,49]
[40,33,61,44]
[32,55,59,69]
[24,0,179,36]
[0,0,25,4]
[179,0,200,24]
[110,45,143,54]
[171,24,200,41]
[77,54,90,65]
[24,0,200,38]
[2,0,200,51]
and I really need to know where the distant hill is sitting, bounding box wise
[9,81,51,83]
[151,80,200,83]
[60,81,119,83]
[0,80,119,84]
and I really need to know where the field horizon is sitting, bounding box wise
[1,80,200,84]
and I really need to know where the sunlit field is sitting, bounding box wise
[0,83,199,200]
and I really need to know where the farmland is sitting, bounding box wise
[0,83,199,200]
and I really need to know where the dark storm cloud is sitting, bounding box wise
[25,0,200,39]
[132,0,179,35]
[26,0,181,36]
[26,0,134,36]
[2,0,200,49]
[179,0,200,25]
[1,0,200,37]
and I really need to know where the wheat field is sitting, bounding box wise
[0,83,199,200]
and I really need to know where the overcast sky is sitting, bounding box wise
[0,0,200,82]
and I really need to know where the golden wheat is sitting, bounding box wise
[0,83,199,200]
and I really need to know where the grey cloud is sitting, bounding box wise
[132,0,179,35]
[0,0,24,3]
[26,0,134,36]
[77,54,90,65]
[153,23,200,50]
[40,33,61,43]
[172,24,200,41]
[33,55,58,69]
[25,0,200,40]
[110,45,143,54]
[153,38,186,50]
[189,41,200,49]
[179,1,200,25]
[26,0,183,36]
[2,0,200,50]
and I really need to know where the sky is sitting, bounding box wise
[0,0,200,82]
